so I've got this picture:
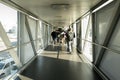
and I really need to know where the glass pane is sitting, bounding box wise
[0,37,7,51]
[94,2,117,63]
[0,3,17,47]
[48,25,51,45]
[99,12,120,80]
[27,17,36,40]
[83,15,93,61]
[81,15,89,51]
[0,49,18,79]
[99,47,120,80]
[23,43,34,64]
[19,13,35,64]
[108,18,120,51]
[27,17,37,50]
[0,3,18,79]
[38,21,43,50]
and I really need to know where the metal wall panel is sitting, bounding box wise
[76,21,81,52]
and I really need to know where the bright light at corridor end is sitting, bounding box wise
[92,0,114,13]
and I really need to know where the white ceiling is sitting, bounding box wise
[11,0,101,27]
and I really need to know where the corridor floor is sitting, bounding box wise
[21,44,103,80]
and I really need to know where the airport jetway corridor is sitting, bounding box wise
[0,0,120,80]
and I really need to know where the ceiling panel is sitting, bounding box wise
[11,0,101,27]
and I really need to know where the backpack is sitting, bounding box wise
[66,31,75,41]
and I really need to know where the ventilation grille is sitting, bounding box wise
[51,4,70,10]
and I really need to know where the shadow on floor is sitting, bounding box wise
[44,45,61,51]
[44,45,66,51]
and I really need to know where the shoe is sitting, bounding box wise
[69,52,72,54]
[67,51,71,54]
[67,49,69,52]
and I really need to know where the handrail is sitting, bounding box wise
[77,37,120,54]
[0,38,41,53]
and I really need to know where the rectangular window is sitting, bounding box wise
[0,3,18,79]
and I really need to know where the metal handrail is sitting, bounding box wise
[0,38,41,53]
[77,37,120,54]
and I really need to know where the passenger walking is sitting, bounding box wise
[51,30,57,44]
[58,31,66,43]
[56,28,64,43]
[65,28,75,53]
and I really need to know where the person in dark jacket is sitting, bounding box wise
[51,30,57,44]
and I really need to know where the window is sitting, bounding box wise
[0,3,18,79]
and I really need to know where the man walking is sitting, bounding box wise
[51,30,57,44]
[65,28,75,53]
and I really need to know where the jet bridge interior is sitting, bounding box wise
[0,0,120,80]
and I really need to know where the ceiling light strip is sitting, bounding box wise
[1,0,40,20]
[92,0,114,13]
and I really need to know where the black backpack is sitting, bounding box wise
[66,31,75,41]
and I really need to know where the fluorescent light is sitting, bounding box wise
[92,0,114,13]
[28,15,39,20]
[51,4,70,10]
